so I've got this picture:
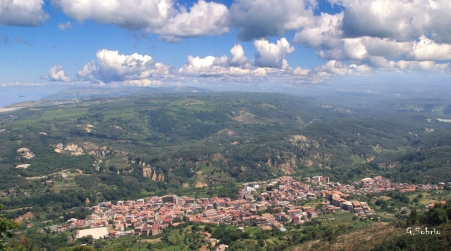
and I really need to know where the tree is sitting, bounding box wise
[0,203,19,250]
[9,236,44,251]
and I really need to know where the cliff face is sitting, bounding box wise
[267,158,296,175]
[53,142,112,158]
[140,163,164,181]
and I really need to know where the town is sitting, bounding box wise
[53,175,445,242]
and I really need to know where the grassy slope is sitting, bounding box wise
[286,223,405,251]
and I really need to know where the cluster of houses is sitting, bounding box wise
[352,176,443,194]
[0,189,31,197]
[52,175,447,241]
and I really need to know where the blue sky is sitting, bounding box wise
[1,0,451,88]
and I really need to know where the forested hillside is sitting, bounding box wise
[0,91,450,214]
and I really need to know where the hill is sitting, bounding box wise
[0,91,450,210]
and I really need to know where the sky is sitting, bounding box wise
[1,0,451,91]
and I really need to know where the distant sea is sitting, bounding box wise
[0,86,66,107]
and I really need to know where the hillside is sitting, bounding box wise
[0,91,451,210]
[286,223,405,251]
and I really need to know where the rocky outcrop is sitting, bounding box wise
[142,167,152,178]
[195,182,208,188]
[53,142,111,158]
[15,164,31,169]
[64,144,84,155]
[17,148,35,159]
[85,124,95,133]
[267,156,296,175]
[287,135,319,148]
[82,142,98,151]
[140,162,164,181]
[217,129,237,136]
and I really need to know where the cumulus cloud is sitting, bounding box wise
[293,12,343,49]
[52,0,228,39]
[179,39,298,78]
[318,37,410,61]
[310,60,372,78]
[254,38,295,68]
[57,21,71,30]
[78,61,98,81]
[0,0,48,26]
[340,0,451,43]
[179,60,251,77]
[288,0,451,74]
[316,35,451,68]
[406,36,451,61]
[230,44,248,67]
[155,0,228,38]
[177,41,346,84]
[52,0,173,30]
[392,60,450,72]
[41,65,71,82]
[78,50,171,84]
[229,0,315,40]
[179,52,250,77]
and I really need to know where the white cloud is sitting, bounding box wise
[313,60,349,76]
[293,67,310,76]
[78,61,98,81]
[317,35,451,66]
[78,50,171,84]
[254,38,295,68]
[188,56,217,68]
[52,0,173,30]
[0,0,48,26]
[393,60,450,72]
[317,36,413,62]
[155,0,228,38]
[311,60,372,77]
[229,0,315,40]
[291,0,451,73]
[41,65,71,82]
[339,0,451,43]
[293,12,343,49]
[230,44,248,67]
[406,36,451,61]
[177,41,344,84]
[57,21,71,30]
[53,0,229,39]
[179,54,251,77]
